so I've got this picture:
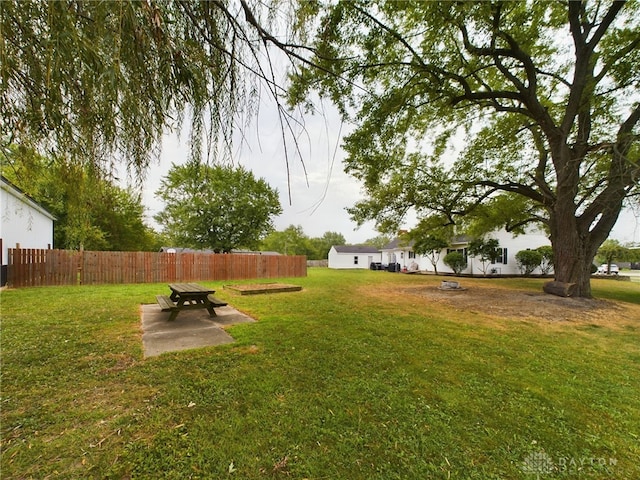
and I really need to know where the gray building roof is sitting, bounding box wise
[333,245,380,254]
[382,234,471,250]
[381,237,414,250]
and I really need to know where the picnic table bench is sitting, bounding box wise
[156,283,228,321]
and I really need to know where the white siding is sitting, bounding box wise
[328,247,381,269]
[436,230,551,275]
[384,229,552,275]
[380,248,418,269]
[1,182,55,265]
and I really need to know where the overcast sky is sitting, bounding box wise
[135,100,640,247]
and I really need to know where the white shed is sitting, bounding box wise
[1,176,56,285]
[328,245,382,269]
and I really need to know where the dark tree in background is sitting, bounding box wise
[260,225,312,256]
[260,226,347,259]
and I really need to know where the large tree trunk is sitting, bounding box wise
[548,186,624,298]
[549,214,594,298]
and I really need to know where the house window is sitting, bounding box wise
[354,256,359,265]
[447,248,468,263]
[494,248,508,264]
[408,251,415,259]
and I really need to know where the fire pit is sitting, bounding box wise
[439,281,466,291]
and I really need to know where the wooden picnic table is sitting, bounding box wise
[156,283,227,321]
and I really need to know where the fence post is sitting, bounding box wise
[78,248,84,285]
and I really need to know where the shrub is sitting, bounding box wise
[515,249,543,276]
[536,245,554,274]
[443,251,467,276]
[468,237,500,276]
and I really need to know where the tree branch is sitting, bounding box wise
[587,0,627,50]
[595,35,640,83]
[506,216,548,232]
[477,180,545,204]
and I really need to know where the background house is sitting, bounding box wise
[328,245,381,269]
[1,176,56,286]
[382,228,552,275]
[380,237,416,270]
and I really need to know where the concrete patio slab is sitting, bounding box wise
[141,304,256,358]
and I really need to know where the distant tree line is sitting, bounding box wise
[3,148,383,256]
[259,226,343,260]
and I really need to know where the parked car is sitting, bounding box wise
[597,263,619,275]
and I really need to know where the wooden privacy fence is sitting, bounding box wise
[7,249,307,288]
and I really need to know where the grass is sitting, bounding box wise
[1,269,639,479]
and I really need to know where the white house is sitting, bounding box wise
[1,176,56,285]
[382,228,552,275]
[328,245,382,269]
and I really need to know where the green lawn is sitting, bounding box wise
[2,269,639,479]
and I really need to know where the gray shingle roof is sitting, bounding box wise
[333,245,380,254]
[381,237,414,250]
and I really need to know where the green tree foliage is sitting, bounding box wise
[411,235,449,275]
[155,162,281,252]
[2,146,159,250]
[92,184,162,252]
[308,231,346,260]
[286,1,640,297]
[260,225,312,256]
[443,252,467,276]
[536,245,555,275]
[597,239,630,272]
[0,1,285,176]
[365,234,393,250]
[467,238,501,276]
[409,215,454,274]
[261,227,348,259]
[515,250,543,276]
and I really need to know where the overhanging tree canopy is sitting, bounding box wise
[284,0,640,297]
[0,0,297,178]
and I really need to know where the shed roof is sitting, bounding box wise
[332,245,380,254]
[1,176,57,221]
